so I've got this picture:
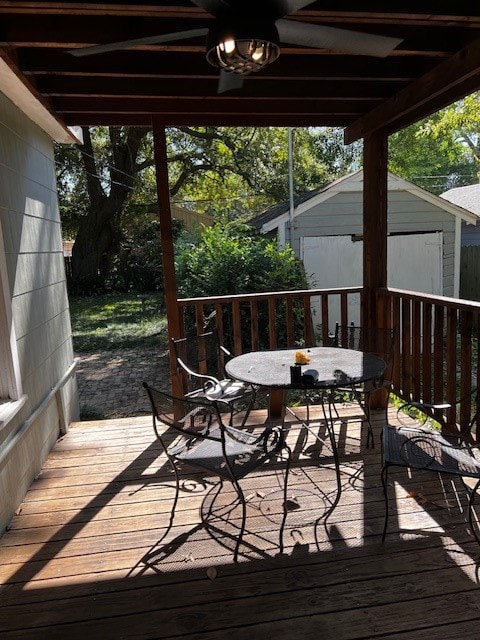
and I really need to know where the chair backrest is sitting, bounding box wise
[171,330,226,394]
[423,388,479,440]
[142,382,221,443]
[332,323,396,377]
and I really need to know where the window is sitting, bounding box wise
[0,221,25,427]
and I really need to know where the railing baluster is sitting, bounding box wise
[340,292,348,326]
[232,299,242,355]
[286,297,294,346]
[446,307,457,425]
[321,295,329,344]
[393,296,401,390]
[195,302,204,334]
[412,300,421,401]
[433,304,445,405]
[251,300,259,351]
[401,297,412,398]
[459,309,473,432]
[268,298,277,349]
[422,302,432,405]
[303,295,313,346]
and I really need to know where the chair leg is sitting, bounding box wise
[365,403,375,449]
[467,478,480,546]
[323,394,342,525]
[230,476,247,562]
[239,391,257,428]
[279,444,292,554]
[381,463,390,542]
[168,463,181,532]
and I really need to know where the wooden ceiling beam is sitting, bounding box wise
[19,49,436,81]
[62,112,354,127]
[37,76,403,100]
[0,14,469,56]
[345,36,480,143]
[0,3,479,29]
[53,95,371,116]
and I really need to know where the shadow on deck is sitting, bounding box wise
[1,405,479,639]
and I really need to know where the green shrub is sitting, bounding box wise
[176,222,309,349]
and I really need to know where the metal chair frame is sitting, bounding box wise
[143,383,292,562]
[331,322,395,448]
[381,393,480,544]
[171,329,257,427]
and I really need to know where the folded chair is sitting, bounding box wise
[381,391,480,544]
[331,322,395,447]
[171,329,257,427]
[143,383,292,562]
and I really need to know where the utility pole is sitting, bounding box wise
[287,127,295,248]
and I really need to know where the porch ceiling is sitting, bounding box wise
[0,2,479,140]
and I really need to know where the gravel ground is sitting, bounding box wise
[75,345,171,419]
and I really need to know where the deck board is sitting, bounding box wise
[1,405,480,639]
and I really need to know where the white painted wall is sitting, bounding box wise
[302,232,443,331]
[0,90,79,534]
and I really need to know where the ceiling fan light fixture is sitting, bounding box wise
[206,20,280,74]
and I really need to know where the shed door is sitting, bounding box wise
[301,232,442,330]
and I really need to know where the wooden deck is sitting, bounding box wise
[1,404,480,639]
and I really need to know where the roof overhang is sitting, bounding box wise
[0,54,81,144]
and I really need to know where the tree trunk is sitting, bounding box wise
[71,126,150,288]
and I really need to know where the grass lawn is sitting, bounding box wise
[69,292,167,351]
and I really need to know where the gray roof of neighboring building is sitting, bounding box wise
[249,184,328,230]
[441,184,480,216]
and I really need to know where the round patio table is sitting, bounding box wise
[225,346,386,420]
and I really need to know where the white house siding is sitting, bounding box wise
[292,189,458,296]
[0,91,78,534]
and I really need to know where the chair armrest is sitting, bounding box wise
[220,344,233,360]
[176,357,220,389]
[396,400,475,442]
[397,400,451,415]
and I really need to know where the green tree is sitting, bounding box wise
[388,93,479,194]
[172,127,360,216]
[56,126,153,292]
[422,92,480,180]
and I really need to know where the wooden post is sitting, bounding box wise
[152,118,183,397]
[362,130,388,330]
[363,130,388,409]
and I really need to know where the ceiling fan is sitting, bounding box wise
[69,0,403,94]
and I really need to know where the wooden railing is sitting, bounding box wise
[177,287,363,354]
[376,288,480,436]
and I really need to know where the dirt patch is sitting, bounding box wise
[75,345,171,419]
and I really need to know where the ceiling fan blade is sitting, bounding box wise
[276,19,403,57]
[269,1,316,18]
[68,28,209,57]
[217,70,245,94]
[190,0,231,16]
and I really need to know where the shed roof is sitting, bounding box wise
[441,184,480,217]
[251,169,480,233]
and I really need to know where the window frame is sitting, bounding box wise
[0,218,25,428]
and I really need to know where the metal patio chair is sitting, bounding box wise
[331,322,395,447]
[381,391,480,544]
[142,383,292,561]
[171,329,257,427]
